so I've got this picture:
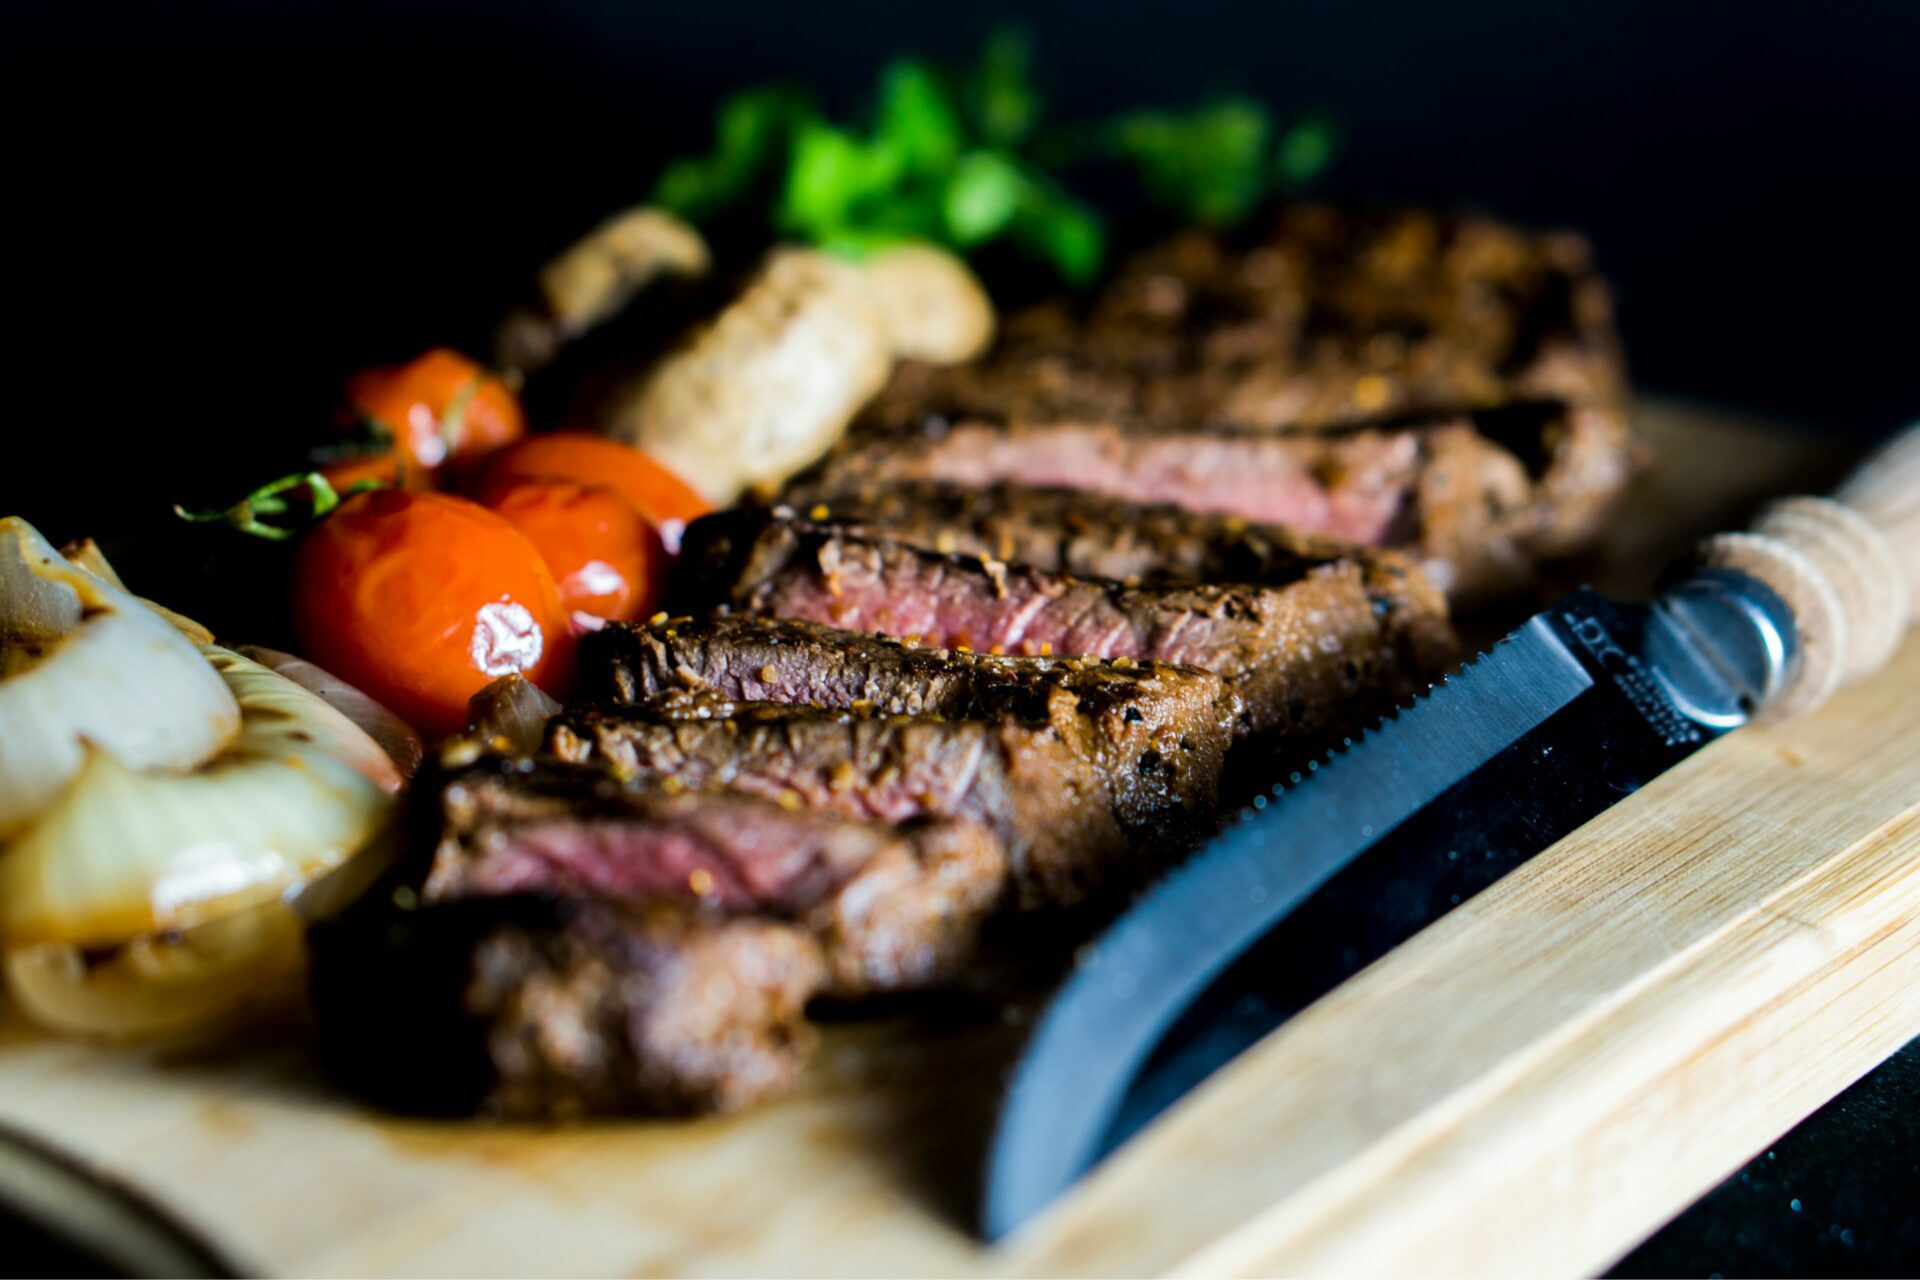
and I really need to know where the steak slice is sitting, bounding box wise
[420,753,1006,994]
[787,481,1428,589]
[313,751,1008,1118]
[797,401,1632,604]
[667,507,1453,742]
[548,692,1158,908]
[576,610,1239,726]
[575,614,1237,905]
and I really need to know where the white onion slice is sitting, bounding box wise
[237,645,424,780]
[4,901,306,1040]
[0,646,400,950]
[0,518,241,839]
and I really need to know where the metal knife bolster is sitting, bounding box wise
[1560,568,1798,734]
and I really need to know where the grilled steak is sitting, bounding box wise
[789,481,1434,590]
[315,893,828,1117]
[314,751,1007,1117]
[813,205,1636,603]
[575,614,1238,906]
[800,401,1629,605]
[666,507,1453,743]
[863,205,1625,433]
[420,753,1006,994]
[550,691,1170,907]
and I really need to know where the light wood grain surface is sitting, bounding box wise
[0,398,1908,1279]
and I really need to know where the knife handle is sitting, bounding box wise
[1695,422,1920,720]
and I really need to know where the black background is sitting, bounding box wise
[4,1,1920,1273]
[6,0,1920,533]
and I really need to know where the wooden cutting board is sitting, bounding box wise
[2,398,1912,1279]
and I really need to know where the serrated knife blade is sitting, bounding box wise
[982,574,1799,1240]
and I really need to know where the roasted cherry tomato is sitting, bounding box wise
[475,433,709,548]
[483,480,667,628]
[290,489,571,738]
[344,348,525,485]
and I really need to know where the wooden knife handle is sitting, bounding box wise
[1696,422,1920,720]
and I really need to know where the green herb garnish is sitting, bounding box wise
[173,473,348,542]
[652,28,1334,284]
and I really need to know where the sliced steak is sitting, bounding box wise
[575,614,1237,905]
[420,753,1006,994]
[829,205,1638,603]
[314,751,1008,1118]
[548,693,1158,908]
[667,507,1453,743]
[798,401,1631,604]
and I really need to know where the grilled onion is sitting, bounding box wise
[0,518,240,839]
[237,645,424,779]
[0,645,401,951]
[3,901,307,1039]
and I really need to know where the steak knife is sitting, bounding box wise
[983,423,1920,1240]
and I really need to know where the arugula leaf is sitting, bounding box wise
[874,60,965,176]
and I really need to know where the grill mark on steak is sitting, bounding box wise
[667,507,1453,743]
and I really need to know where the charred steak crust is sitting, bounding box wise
[665,506,1453,744]
[822,205,1636,603]
[861,205,1626,434]
[781,482,1386,587]
[312,751,1007,1118]
[573,614,1238,907]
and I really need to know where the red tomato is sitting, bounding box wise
[475,433,709,549]
[483,480,666,628]
[290,489,572,738]
[344,348,525,485]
